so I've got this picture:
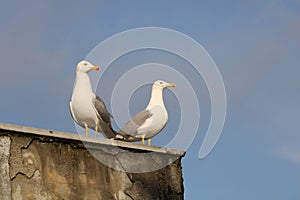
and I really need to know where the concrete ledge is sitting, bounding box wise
[0,123,185,157]
[0,122,185,200]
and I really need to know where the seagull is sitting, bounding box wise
[116,80,175,145]
[69,60,116,138]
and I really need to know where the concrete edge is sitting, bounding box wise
[0,123,185,157]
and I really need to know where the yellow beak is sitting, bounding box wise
[168,83,176,87]
[91,66,100,71]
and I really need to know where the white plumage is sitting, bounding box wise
[117,80,175,145]
[69,60,115,138]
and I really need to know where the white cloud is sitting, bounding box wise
[278,145,300,164]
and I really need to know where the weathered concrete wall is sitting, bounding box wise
[0,123,185,200]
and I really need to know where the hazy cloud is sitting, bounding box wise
[278,145,300,164]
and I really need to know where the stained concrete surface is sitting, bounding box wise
[0,123,185,200]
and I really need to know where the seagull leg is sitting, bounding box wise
[148,139,151,145]
[142,137,145,145]
[95,124,98,138]
[85,124,88,137]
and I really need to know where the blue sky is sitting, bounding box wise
[1,1,300,199]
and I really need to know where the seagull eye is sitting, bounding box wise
[84,63,87,66]
[159,81,163,84]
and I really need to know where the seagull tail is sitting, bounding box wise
[113,131,142,142]
[98,121,117,139]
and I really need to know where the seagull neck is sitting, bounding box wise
[74,72,93,93]
[146,87,164,109]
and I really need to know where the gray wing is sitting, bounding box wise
[118,109,152,138]
[92,96,116,139]
[93,96,112,124]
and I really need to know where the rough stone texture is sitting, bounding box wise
[0,123,185,200]
[0,136,11,200]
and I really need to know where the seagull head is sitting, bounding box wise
[76,60,100,73]
[153,80,176,90]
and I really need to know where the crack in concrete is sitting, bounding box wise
[112,154,136,200]
[10,169,39,181]
[10,135,137,200]
[124,191,134,200]
[20,138,35,150]
[3,130,184,200]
